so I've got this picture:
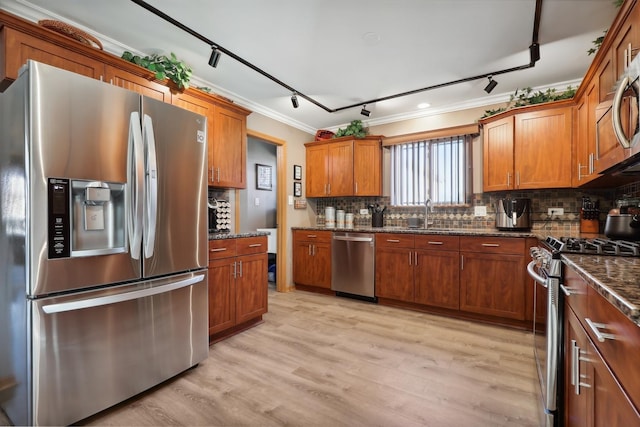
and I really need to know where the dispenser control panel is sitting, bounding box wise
[48,178,71,258]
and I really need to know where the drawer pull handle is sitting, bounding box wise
[481,243,500,247]
[386,239,400,243]
[210,248,228,252]
[306,234,317,238]
[585,318,615,342]
[427,241,444,245]
[248,243,262,248]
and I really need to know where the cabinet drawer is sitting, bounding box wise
[414,235,459,251]
[293,230,332,243]
[208,239,237,260]
[376,233,415,249]
[586,286,640,408]
[563,266,589,322]
[236,236,268,255]
[460,236,524,254]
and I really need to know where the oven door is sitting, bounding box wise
[527,260,561,427]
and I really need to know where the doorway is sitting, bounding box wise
[239,130,288,292]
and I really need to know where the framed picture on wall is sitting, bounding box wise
[256,164,272,190]
[293,181,302,197]
[293,164,302,181]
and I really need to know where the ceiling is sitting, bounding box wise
[0,0,620,133]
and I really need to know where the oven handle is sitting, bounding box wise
[527,260,547,287]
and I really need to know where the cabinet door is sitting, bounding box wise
[595,102,628,173]
[171,92,216,185]
[208,259,236,335]
[375,246,414,301]
[565,308,591,427]
[235,253,268,324]
[459,252,525,320]
[212,105,247,188]
[353,139,382,196]
[574,84,599,186]
[515,107,572,189]
[310,242,332,289]
[482,116,514,191]
[327,140,353,196]
[613,2,640,81]
[104,65,171,102]
[598,52,614,103]
[305,144,328,197]
[591,339,640,426]
[414,249,460,309]
[0,26,104,89]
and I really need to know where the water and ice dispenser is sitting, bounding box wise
[48,177,126,258]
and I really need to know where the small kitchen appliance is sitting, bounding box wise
[495,198,532,230]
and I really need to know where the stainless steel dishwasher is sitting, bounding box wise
[331,232,376,301]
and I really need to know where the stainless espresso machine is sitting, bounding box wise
[495,198,532,230]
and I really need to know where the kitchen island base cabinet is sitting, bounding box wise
[208,236,268,343]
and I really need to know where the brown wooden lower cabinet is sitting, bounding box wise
[564,307,640,426]
[292,230,332,291]
[208,236,268,341]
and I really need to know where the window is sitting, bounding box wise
[390,135,472,206]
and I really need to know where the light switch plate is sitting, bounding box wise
[359,208,369,215]
[288,195,294,205]
[474,206,487,217]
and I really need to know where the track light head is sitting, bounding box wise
[208,46,221,68]
[360,105,371,117]
[484,76,498,94]
[291,93,299,109]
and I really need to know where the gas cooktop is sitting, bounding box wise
[544,236,640,257]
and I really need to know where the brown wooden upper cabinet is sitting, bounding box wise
[0,10,251,190]
[482,103,573,192]
[573,83,599,186]
[304,136,382,197]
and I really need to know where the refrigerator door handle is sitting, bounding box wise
[127,112,144,260]
[42,274,205,314]
[143,114,158,259]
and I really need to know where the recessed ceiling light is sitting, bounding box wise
[362,32,381,46]
[417,103,431,109]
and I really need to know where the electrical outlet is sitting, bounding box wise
[547,208,564,216]
[360,208,369,215]
[474,206,487,217]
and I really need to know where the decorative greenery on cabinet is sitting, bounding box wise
[482,86,576,118]
[121,51,192,89]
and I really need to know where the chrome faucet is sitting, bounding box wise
[424,198,433,229]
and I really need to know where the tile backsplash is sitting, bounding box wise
[312,187,621,234]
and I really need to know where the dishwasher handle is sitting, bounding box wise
[333,235,374,242]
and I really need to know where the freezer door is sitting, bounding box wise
[18,61,143,296]
[29,271,208,426]
[140,97,208,278]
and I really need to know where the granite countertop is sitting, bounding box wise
[292,226,537,238]
[562,253,640,326]
[208,231,270,240]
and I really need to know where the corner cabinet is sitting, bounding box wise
[481,102,573,191]
[208,236,268,342]
[304,136,382,197]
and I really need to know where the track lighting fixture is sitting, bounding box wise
[291,93,299,109]
[484,76,498,94]
[360,105,371,117]
[208,46,221,68]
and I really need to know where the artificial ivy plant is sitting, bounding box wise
[481,86,576,118]
[334,120,368,138]
[121,51,192,90]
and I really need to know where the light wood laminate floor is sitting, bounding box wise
[2,290,541,426]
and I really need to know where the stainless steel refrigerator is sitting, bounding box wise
[0,61,209,426]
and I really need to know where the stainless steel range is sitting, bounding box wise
[528,235,640,426]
